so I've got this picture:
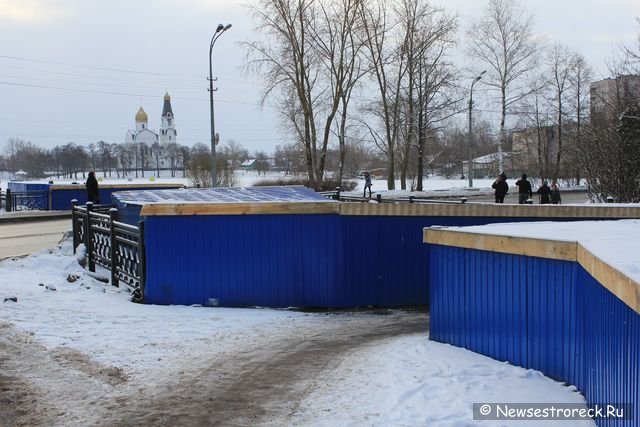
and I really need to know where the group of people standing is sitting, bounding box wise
[492,173,561,205]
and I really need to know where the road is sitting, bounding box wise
[0,219,70,259]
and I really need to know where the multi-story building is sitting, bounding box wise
[590,75,640,120]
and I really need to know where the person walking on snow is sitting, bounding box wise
[550,182,562,204]
[515,174,533,204]
[536,181,551,204]
[363,171,372,198]
[491,173,509,203]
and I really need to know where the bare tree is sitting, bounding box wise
[517,74,553,181]
[563,52,592,184]
[4,138,48,177]
[87,143,97,173]
[359,0,405,189]
[221,140,249,169]
[187,143,212,188]
[245,0,359,188]
[311,0,365,186]
[165,143,181,177]
[467,0,538,172]
[96,141,110,177]
[406,0,458,191]
[548,43,579,182]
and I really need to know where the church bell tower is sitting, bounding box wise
[159,92,177,144]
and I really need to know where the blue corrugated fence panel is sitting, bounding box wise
[429,244,640,427]
[7,182,49,192]
[578,266,639,427]
[144,214,343,307]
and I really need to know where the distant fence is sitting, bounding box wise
[71,200,145,301]
[320,188,476,205]
[0,189,50,212]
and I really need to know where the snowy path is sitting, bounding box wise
[101,312,425,426]
[0,238,592,426]
[1,312,425,426]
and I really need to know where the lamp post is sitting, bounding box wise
[209,23,232,188]
[468,70,486,188]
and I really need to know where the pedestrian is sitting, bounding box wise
[363,171,372,198]
[491,173,509,203]
[86,171,100,204]
[536,181,551,204]
[515,174,533,204]
[550,182,562,205]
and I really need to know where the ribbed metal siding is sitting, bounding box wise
[341,216,432,306]
[430,246,529,366]
[7,182,48,192]
[577,267,639,427]
[144,214,343,307]
[429,245,640,427]
[341,215,540,307]
[143,214,594,308]
[51,188,92,209]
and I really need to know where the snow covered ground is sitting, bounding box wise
[0,234,593,426]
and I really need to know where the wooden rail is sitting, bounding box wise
[424,226,640,315]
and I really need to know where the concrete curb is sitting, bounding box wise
[0,211,71,224]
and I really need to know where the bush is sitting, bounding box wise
[253,177,357,192]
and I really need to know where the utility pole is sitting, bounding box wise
[468,71,486,187]
[209,23,232,188]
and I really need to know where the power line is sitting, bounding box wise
[0,80,268,107]
[0,54,264,88]
[0,54,202,79]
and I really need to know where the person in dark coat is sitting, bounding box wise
[536,181,551,204]
[515,174,533,204]
[491,173,509,203]
[362,171,372,198]
[85,171,100,204]
[550,183,562,204]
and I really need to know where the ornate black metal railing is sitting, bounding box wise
[72,200,145,302]
[0,189,50,211]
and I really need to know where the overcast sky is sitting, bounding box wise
[0,0,638,154]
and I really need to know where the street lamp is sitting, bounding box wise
[209,23,232,187]
[468,70,486,188]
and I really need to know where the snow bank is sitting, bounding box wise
[284,335,593,426]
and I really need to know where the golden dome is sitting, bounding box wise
[135,106,148,123]
[164,92,171,101]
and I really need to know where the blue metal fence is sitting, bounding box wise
[428,244,639,427]
[144,214,344,307]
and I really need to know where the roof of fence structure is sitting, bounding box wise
[112,185,332,206]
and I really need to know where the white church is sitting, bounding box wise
[123,92,181,172]
[125,92,177,146]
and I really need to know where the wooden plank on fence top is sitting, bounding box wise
[577,245,640,315]
[339,202,640,218]
[423,228,578,261]
[424,226,640,315]
[140,202,339,216]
